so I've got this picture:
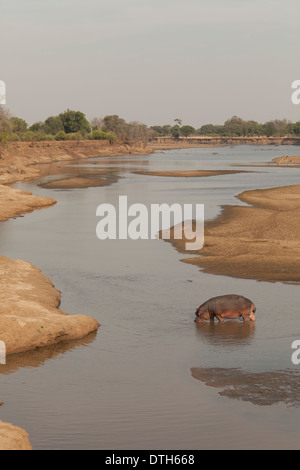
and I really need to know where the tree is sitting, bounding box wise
[262,121,276,137]
[90,117,104,131]
[0,106,12,134]
[126,122,151,145]
[294,122,300,135]
[170,125,180,139]
[180,125,195,138]
[103,115,126,136]
[29,122,43,132]
[59,110,90,135]
[10,117,28,135]
[198,124,218,135]
[43,116,64,135]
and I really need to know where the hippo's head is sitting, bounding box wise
[195,306,203,317]
[195,306,209,322]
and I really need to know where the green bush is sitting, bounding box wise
[67,131,83,141]
[0,132,9,144]
[10,133,20,142]
[43,134,55,141]
[55,131,67,141]
[22,131,47,142]
[105,131,117,143]
[89,130,107,140]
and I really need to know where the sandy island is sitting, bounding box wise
[163,184,300,284]
[41,175,110,189]
[273,155,300,165]
[133,169,251,178]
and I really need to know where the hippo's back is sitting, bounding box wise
[209,294,253,311]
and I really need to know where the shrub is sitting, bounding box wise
[43,134,55,141]
[55,131,67,141]
[67,131,83,141]
[10,133,20,142]
[0,132,9,144]
[89,130,107,140]
[105,131,117,144]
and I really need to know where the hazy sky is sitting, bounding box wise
[1,0,300,126]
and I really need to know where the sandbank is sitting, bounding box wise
[273,155,300,164]
[133,169,251,178]
[163,185,300,284]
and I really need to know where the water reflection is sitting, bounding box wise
[0,332,98,375]
[194,320,255,346]
[191,367,300,406]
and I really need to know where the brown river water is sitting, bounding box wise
[0,145,300,450]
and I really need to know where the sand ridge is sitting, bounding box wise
[163,185,300,284]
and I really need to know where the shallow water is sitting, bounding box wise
[0,145,300,450]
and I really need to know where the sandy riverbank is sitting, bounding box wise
[0,255,100,355]
[0,141,138,449]
[151,135,300,150]
[0,140,151,185]
[163,185,300,284]
[0,420,32,450]
[0,185,56,222]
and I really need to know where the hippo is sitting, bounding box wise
[195,294,256,323]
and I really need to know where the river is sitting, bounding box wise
[0,145,299,449]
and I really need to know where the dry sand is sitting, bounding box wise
[41,175,110,189]
[0,255,100,355]
[163,185,300,284]
[273,155,300,165]
[0,420,32,450]
[0,185,56,222]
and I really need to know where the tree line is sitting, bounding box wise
[150,116,300,138]
[1,108,300,145]
[0,109,151,145]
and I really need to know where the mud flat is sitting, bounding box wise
[164,185,300,284]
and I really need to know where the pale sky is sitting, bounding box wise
[1,0,300,127]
